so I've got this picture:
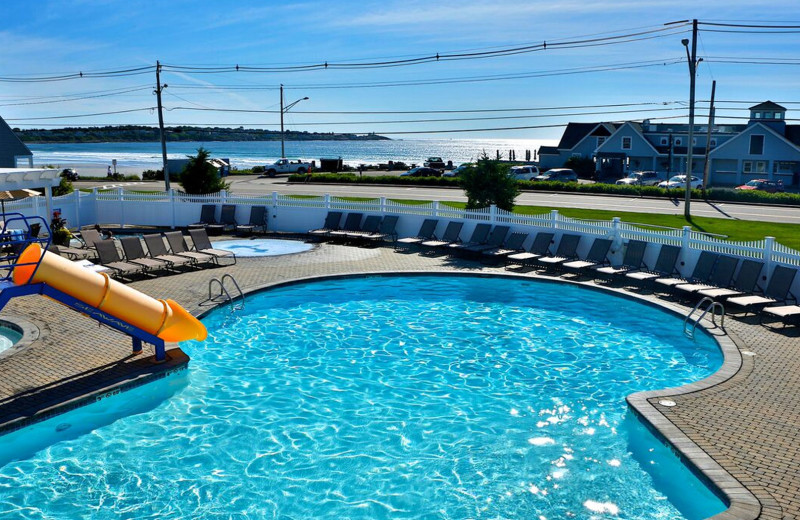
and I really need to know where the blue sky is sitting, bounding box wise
[1,0,799,140]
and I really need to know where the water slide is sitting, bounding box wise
[13,243,206,343]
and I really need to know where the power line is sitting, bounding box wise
[0,66,155,83]
[6,107,156,121]
[0,86,153,107]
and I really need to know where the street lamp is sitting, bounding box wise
[280,84,309,159]
[680,20,702,218]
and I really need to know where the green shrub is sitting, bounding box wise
[458,157,519,211]
[180,147,230,194]
[53,177,73,197]
[251,165,265,174]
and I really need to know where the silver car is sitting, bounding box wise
[616,171,661,186]
[534,168,578,182]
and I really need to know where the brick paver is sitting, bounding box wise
[0,236,798,518]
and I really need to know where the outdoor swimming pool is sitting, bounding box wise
[0,324,22,356]
[211,238,312,257]
[0,275,727,519]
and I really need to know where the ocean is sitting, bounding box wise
[28,138,555,170]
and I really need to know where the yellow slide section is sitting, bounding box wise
[13,243,207,343]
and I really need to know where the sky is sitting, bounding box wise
[1,0,799,140]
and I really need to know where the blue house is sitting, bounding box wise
[0,116,33,168]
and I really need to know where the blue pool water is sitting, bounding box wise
[0,325,22,355]
[212,238,312,257]
[0,275,727,519]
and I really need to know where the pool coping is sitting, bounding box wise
[212,269,759,520]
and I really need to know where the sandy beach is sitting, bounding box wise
[33,161,148,179]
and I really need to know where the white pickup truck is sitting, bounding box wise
[264,158,312,177]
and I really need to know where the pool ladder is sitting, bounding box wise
[208,274,245,312]
[684,297,725,338]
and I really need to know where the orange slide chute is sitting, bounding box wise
[13,243,207,343]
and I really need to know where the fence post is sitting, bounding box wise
[681,226,692,251]
[490,204,497,224]
[550,209,559,230]
[764,236,775,274]
[169,188,176,229]
[73,189,81,228]
[324,193,331,209]
[380,197,387,214]
[92,187,99,226]
[118,187,125,227]
[220,189,227,204]
[433,201,439,218]
[272,191,279,207]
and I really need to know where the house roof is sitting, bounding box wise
[784,125,800,147]
[538,146,559,155]
[557,123,599,150]
[0,116,32,167]
[749,101,786,112]
[710,122,800,157]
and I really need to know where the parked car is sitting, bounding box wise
[509,165,540,181]
[401,167,442,177]
[735,179,784,193]
[443,163,473,177]
[61,168,79,181]
[658,175,703,190]
[534,168,578,182]
[616,170,661,186]
[423,157,446,169]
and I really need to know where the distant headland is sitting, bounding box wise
[16,126,391,143]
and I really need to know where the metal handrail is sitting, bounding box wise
[684,296,725,338]
[207,274,244,312]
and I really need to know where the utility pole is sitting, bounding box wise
[280,84,285,159]
[155,61,170,191]
[682,19,699,219]
[702,80,716,198]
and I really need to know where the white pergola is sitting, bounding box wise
[0,168,61,221]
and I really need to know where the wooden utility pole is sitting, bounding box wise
[155,61,170,191]
[683,19,698,219]
[702,80,716,198]
[280,84,285,159]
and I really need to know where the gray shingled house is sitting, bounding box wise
[0,116,33,168]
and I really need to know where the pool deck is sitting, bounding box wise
[0,238,797,519]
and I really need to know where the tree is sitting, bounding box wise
[52,176,73,197]
[458,153,520,211]
[180,147,230,194]
[564,156,596,179]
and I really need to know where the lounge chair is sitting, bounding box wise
[308,211,343,239]
[78,228,103,250]
[535,233,581,270]
[674,255,739,298]
[94,239,144,278]
[143,233,196,268]
[654,251,719,294]
[594,240,648,277]
[761,303,800,328]
[420,221,464,249]
[164,231,216,265]
[481,232,529,262]
[624,244,681,286]
[446,223,491,253]
[396,219,438,250]
[458,225,510,255]
[47,243,94,260]
[727,264,797,316]
[218,204,238,232]
[506,232,555,267]
[188,228,237,264]
[344,215,382,240]
[236,206,268,235]
[561,238,613,273]
[364,215,399,246]
[696,259,764,301]
[120,236,170,272]
[188,205,221,233]
[327,213,364,241]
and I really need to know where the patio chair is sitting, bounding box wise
[420,221,464,249]
[696,259,764,301]
[188,205,223,235]
[395,218,438,250]
[624,244,681,286]
[143,233,196,268]
[460,225,510,255]
[236,206,268,235]
[94,239,144,278]
[674,255,739,298]
[594,240,648,277]
[727,264,797,316]
[481,232,529,262]
[561,238,613,274]
[47,242,94,260]
[327,213,365,241]
[308,211,343,239]
[164,231,216,265]
[78,228,103,250]
[188,228,236,264]
[364,215,400,246]
[218,204,238,232]
[534,233,582,270]
[344,215,382,240]
[120,236,170,272]
[506,232,555,267]
[446,223,492,253]
[654,251,719,294]
[761,303,800,328]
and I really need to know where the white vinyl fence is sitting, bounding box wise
[6,188,800,296]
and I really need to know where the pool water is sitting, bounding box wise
[211,238,312,257]
[0,275,727,519]
[0,325,22,355]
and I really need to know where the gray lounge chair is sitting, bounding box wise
[482,232,529,261]
[507,232,555,266]
[344,215,382,240]
[47,243,93,260]
[218,204,238,232]
[188,205,220,232]
[364,215,399,245]
[447,223,491,253]
[624,244,681,285]
[696,259,764,301]
[396,219,438,249]
[164,231,216,265]
[461,225,510,254]
[654,251,719,293]
[236,206,268,235]
[674,255,739,297]
[562,238,613,273]
[594,240,648,277]
[327,213,364,241]
[120,236,170,272]
[95,239,144,278]
[308,211,343,238]
[188,228,236,264]
[727,264,797,316]
[535,233,582,269]
[421,221,464,249]
[78,228,103,250]
[143,234,195,268]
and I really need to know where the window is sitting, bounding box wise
[692,138,697,146]
[675,138,682,146]
[660,137,668,145]
[710,139,717,147]
[743,161,752,173]
[756,161,767,173]
[774,161,797,173]
[776,112,783,120]
[754,112,762,119]
[749,135,765,155]
[763,112,772,119]
[621,137,632,150]
[597,136,606,147]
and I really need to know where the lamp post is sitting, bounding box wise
[279,84,309,159]
[681,19,701,218]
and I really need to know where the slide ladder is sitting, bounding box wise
[208,274,245,312]
[684,297,725,339]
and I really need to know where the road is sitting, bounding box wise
[78,175,800,224]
